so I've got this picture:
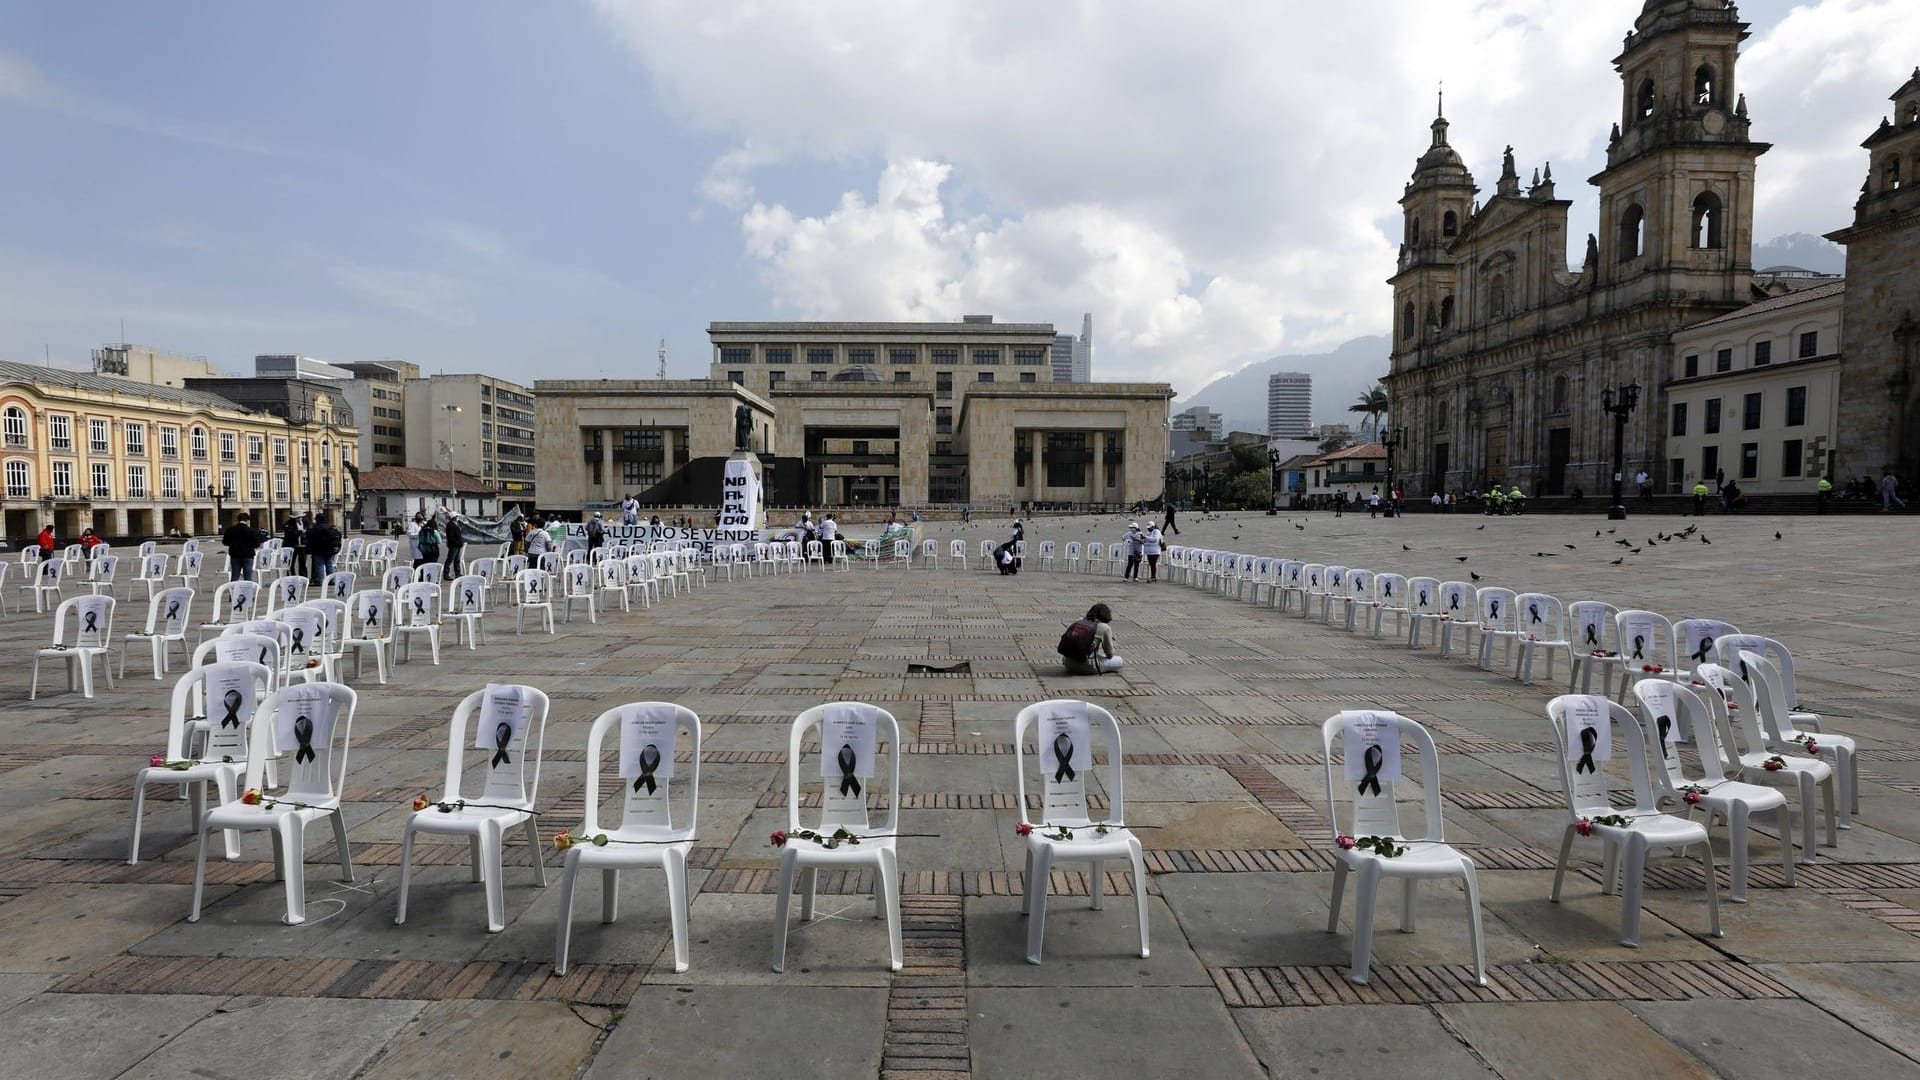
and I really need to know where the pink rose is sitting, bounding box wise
[1575,818,1594,837]
[1015,822,1033,837]
[1335,834,1356,850]
[150,756,165,768]
[1684,791,1702,805]
[769,829,787,848]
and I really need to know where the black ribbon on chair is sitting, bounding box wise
[412,596,426,618]
[1738,659,1749,681]
[491,722,512,768]
[290,627,306,654]
[837,743,862,797]
[335,580,349,598]
[234,593,248,613]
[1383,581,1393,597]
[1529,603,1542,624]
[293,714,316,765]
[1575,726,1598,774]
[1418,589,1429,606]
[1584,624,1599,646]
[258,645,270,666]
[221,689,243,729]
[1449,594,1461,612]
[464,588,477,609]
[364,606,379,629]
[82,610,98,634]
[1357,744,1384,797]
[286,583,298,602]
[1692,636,1713,663]
[634,743,660,794]
[1631,635,1645,660]
[1488,599,1501,620]
[165,600,180,623]
[1655,714,1672,759]
[1052,733,1075,783]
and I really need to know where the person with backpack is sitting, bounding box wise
[415,515,442,569]
[586,511,606,555]
[221,513,265,581]
[305,511,342,584]
[1059,603,1123,674]
[525,515,551,559]
[443,510,466,575]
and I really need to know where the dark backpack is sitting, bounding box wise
[587,519,605,542]
[1057,618,1098,661]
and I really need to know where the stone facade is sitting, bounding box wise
[1383,0,1768,499]
[533,380,774,513]
[1826,68,1920,482]
[960,383,1175,507]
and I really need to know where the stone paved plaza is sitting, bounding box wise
[1,510,1918,1079]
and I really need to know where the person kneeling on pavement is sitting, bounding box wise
[1058,603,1124,674]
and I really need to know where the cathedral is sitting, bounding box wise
[1383,0,1769,497]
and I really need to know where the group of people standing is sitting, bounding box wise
[218,510,342,583]
[795,511,840,563]
[1119,521,1165,581]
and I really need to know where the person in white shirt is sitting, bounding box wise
[819,514,838,563]
[1143,525,1164,581]
[1122,523,1144,580]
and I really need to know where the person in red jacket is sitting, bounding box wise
[36,524,55,556]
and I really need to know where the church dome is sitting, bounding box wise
[830,364,882,382]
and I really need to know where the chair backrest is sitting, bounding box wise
[831,540,847,559]
[396,581,438,626]
[138,553,169,581]
[89,541,112,560]
[1674,618,1738,668]
[302,599,347,652]
[245,681,357,802]
[1088,542,1104,560]
[381,566,413,593]
[1013,699,1123,828]
[169,661,273,763]
[1632,678,1734,788]
[595,560,626,592]
[138,540,158,557]
[438,684,551,807]
[178,551,203,578]
[321,571,356,602]
[516,568,550,604]
[1047,541,1063,558]
[1280,560,1306,588]
[345,537,365,561]
[980,539,994,558]
[273,605,327,666]
[1715,635,1803,707]
[563,562,593,596]
[1568,601,1620,654]
[1347,568,1374,602]
[1405,576,1438,613]
[1475,586,1516,630]
[582,702,703,835]
[1546,694,1657,817]
[35,557,62,586]
[1738,650,1805,741]
[787,703,901,834]
[1516,593,1565,640]
[269,575,308,611]
[52,594,116,649]
[90,554,120,582]
[470,557,498,588]
[623,554,652,582]
[1615,609,1676,668]
[148,587,195,637]
[1319,710,1444,843]
[348,589,394,641]
[1325,565,1347,593]
[1301,563,1326,592]
[1692,662,1769,758]
[222,622,291,675]
[61,543,85,566]
[949,539,966,558]
[893,540,910,559]
[182,538,199,553]
[503,553,529,578]
[1438,580,1473,618]
[415,562,445,586]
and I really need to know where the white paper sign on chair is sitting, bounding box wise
[205,665,257,758]
[1038,702,1092,817]
[819,704,877,811]
[1564,694,1612,776]
[73,595,112,648]
[275,686,338,781]
[620,704,679,826]
[474,683,530,770]
[1637,679,1679,760]
[1342,711,1401,795]
[1623,615,1656,662]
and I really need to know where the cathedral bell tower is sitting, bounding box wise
[1388,94,1479,373]
[1590,0,1769,305]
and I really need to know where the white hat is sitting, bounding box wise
[1129,522,1139,528]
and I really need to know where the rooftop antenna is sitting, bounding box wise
[657,338,668,380]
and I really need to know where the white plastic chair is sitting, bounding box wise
[919,538,938,568]
[948,539,966,569]
[621,555,656,609]
[772,702,904,973]
[265,574,308,615]
[1330,568,1372,631]
[393,581,442,664]
[188,681,358,926]
[1277,561,1309,613]
[31,594,117,700]
[831,540,849,571]
[1043,541,1060,572]
[86,554,120,598]
[1614,609,1679,701]
[1741,651,1858,831]
[1567,601,1626,696]
[978,539,995,566]
[553,702,701,975]
[1402,576,1442,645]
[1086,542,1105,574]
[320,570,357,604]
[1105,541,1125,576]
[1545,695,1722,947]
[1297,563,1327,618]
[1473,586,1519,670]
[224,620,295,685]
[1514,593,1573,686]
[1633,679,1794,901]
[395,684,550,932]
[891,539,910,568]
[1675,617,1739,679]
[415,561,445,589]
[131,552,169,601]
[1321,710,1486,985]
[561,562,596,624]
[172,550,204,590]
[272,604,331,682]
[515,569,555,635]
[340,590,395,684]
[380,564,413,597]
[439,574,486,649]
[1015,700,1149,965]
[593,560,630,616]
[1369,573,1410,638]
[23,557,65,612]
[129,661,272,864]
[121,586,195,681]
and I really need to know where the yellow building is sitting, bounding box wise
[0,360,358,544]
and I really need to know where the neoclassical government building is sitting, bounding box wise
[1384,0,1771,497]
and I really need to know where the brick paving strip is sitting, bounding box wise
[882,894,970,1078]
[1208,959,1798,1007]
[49,955,645,1006]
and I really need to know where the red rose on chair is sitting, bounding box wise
[1335,834,1356,850]
[1762,755,1787,772]
[412,795,430,812]
[241,789,262,806]
[150,756,165,768]
[1015,822,1033,837]
[1575,817,1594,837]
[553,830,573,851]
[770,829,788,848]
[1684,791,1702,805]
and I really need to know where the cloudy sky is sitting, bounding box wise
[0,0,1913,399]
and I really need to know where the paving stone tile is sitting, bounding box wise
[118,996,424,1080]
[1434,1001,1715,1079]
[357,999,605,1080]
[1625,998,1920,1077]
[964,895,1206,987]
[970,987,1264,1080]
[1233,1003,1498,1079]
[0,993,226,1080]
[588,985,886,1079]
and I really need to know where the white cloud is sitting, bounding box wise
[594,0,1917,394]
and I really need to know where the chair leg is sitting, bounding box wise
[524,816,546,887]
[395,823,417,924]
[331,810,354,883]
[1821,775,1837,848]
[1796,775,1817,863]
[1327,861,1348,932]
[1777,805,1796,887]
[1400,877,1418,932]
[470,835,485,882]
[602,868,620,922]
[799,867,818,922]
[1088,858,1104,910]
[1128,839,1150,959]
[129,774,150,865]
[1618,832,1649,947]
[771,850,798,972]
[665,847,692,973]
[1834,750,1853,829]
[1698,841,1723,938]
[552,852,580,976]
[1349,861,1382,984]
[1549,824,1575,901]
[1026,845,1055,964]
[187,822,212,922]
[1726,804,1750,902]
[482,822,507,933]
[279,817,308,925]
[878,848,902,972]
[1460,860,1488,985]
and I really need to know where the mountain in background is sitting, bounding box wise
[1753,232,1846,274]
[1174,335,1390,437]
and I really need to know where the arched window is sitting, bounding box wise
[1409,217,1422,245]
[1694,65,1715,107]
[1885,155,1903,193]
[1442,210,1458,237]
[1691,191,1724,249]
[3,459,29,499]
[1636,77,1657,121]
[1488,275,1508,319]
[1905,100,1918,125]
[1402,302,1417,340]
[1552,375,1570,414]
[1439,296,1455,329]
[1618,204,1645,261]
[2,405,27,448]
[1436,401,1449,431]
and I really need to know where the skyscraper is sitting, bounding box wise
[1052,313,1093,381]
[1267,371,1312,437]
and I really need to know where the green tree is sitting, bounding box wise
[1349,385,1389,430]
[1226,471,1272,510]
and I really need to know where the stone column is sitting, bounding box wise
[1091,431,1106,503]
[599,431,614,504]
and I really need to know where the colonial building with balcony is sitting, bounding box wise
[0,359,359,544]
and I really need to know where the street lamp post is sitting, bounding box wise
[1266,448,1281,515]
[1602,380,1641,520]
[439,404,462,505]
[1381,426,1406,517]
[1200,464,1212,511]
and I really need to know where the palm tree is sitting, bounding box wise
[1350,385,1389,435]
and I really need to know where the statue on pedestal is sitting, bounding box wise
[734,404,752,451]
